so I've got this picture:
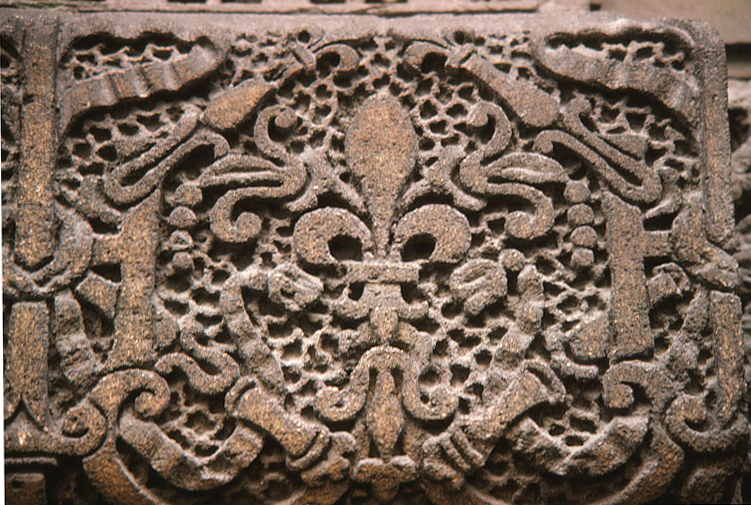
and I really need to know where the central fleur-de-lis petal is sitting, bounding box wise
[345,95,418,256]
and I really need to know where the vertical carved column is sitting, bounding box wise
[15,16,57,269]
[4,15,57,432]
[93,192,161,370]
[603,194,652,361]
[603,194,671,361]
[5,302,49,426]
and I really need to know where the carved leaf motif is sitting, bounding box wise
[449,259,507,316]
[267,263,324,312]
[367,370,404,459]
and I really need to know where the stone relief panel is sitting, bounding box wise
[2,9,748,505]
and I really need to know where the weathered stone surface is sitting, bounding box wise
[729,80,751,490]
[2,6,748,504]
[0,0,545,15]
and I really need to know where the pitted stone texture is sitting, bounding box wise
[2,9,748,505]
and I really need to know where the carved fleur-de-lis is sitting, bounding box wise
[293,95,473,347]
[291,95,474,498]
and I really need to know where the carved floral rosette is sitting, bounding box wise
[2,9,748,505]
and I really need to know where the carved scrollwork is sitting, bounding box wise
[3,11,747,505]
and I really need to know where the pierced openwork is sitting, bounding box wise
[2,11,748,505]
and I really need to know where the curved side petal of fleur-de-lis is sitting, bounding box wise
[293,207,373,266]
[392,204,471,263]
[313,43,360,74]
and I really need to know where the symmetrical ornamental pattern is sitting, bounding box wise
[2,10,748,505]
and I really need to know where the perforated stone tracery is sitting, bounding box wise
[2,10,748,505]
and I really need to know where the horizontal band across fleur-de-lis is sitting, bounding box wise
[292,203,471,328]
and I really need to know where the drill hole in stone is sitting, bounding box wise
[328,235,362,261]
[401,234,436,261]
